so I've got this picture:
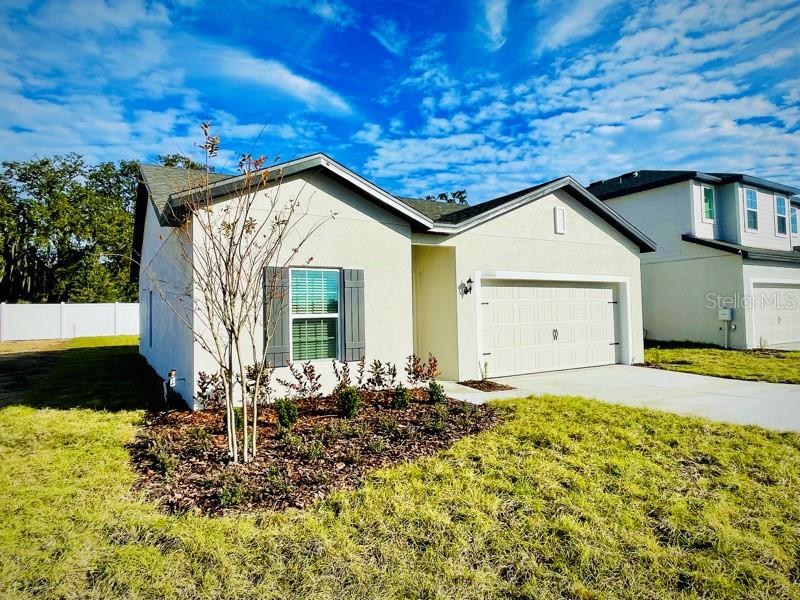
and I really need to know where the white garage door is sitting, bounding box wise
[753,283,800,346]
[481,280,619,377]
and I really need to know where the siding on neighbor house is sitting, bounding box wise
[737,185,794,251]
[413,189,645,381]
[603,180,713,264]
[717,182,740,244]
[190,171,414,404]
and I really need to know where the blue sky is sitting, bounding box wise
[1,0,799,202]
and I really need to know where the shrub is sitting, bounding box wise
[218,469,248,507]
[405,353,441,385]
[375,414,399,437]
[423,404,448,434]
[332,359,351,397]
[366,437,385,454]
[274,397,299,429]
[147,433,176,476]
[185,426,213,456]
[281,431,302,454]
[300,439,326,461]
[277,362,322,401]
[266,466,292,494]
[342,449,362,465]
[336,386,361,418]
[428,380,446,404]
[195,371,225,409]
[392,383,411,409]
[233,406,245,430]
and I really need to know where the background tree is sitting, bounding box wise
[0,155,138,303]
[425,190,468,205]
[158,153,214,172]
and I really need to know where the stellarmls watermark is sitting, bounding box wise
[706,292,798,310]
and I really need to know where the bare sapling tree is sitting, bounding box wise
[149,124,334,463]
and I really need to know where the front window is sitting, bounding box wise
[290,269,339,360]
[745,188,758,231]
[775,195,787,236]
[701,186,715,222]
[792,207,799,236]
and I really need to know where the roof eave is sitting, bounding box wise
[429,176,657,253]
[681,234,800,264]
[166,153,434,229]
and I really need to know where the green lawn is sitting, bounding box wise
[645,342,800,384]
[1,337,799,598]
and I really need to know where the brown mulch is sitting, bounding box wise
[458,380,514,392]
[130,389,503,516]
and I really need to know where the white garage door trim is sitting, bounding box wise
[748,277,800,347]
[474,271,634,376]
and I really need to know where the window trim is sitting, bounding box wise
[288,267,342,362]
[774,195,788,237]
[791,206,799,236]
[743,187,759,233]
[701,185,716,224]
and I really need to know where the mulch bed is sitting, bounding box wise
[458,379,514,392]
[130,389,503,516]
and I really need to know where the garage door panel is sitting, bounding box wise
[481,280,619,377]
[753,283,800,345]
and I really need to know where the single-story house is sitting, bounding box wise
[132,154,656,407]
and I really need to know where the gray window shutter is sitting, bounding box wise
[343,269,365,361]
[264,267,290,367]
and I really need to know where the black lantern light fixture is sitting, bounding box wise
[464,278,473,295]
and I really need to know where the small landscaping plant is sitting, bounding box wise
[335,386,361,418]
[428,380,446,403]
[274,397,299,429]
[392,383,411,409]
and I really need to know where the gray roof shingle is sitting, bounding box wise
[139,164,233,224]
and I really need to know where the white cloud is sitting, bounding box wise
[534,0,616,54]
[353,123,382,144]
[370,18,408,55]
[193,43,352,115]
[481,0,508,51]
[361,0,800,199]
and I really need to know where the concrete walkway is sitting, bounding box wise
[444,365,800,432]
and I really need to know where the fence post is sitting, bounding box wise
[59,302,65,339]
[113,302,119,335]
[0,302,5,342]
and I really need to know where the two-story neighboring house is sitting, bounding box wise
[587,171,800,350]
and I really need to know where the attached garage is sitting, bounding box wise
[752,283,800,346]
[480,280,620,377]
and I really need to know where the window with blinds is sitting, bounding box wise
[290,269,340,360]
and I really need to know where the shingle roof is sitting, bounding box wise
[588,169,800,200]
[139,164,233,224]
[396,197,466,220]
[682,234,800,264]
[398,181,555,225]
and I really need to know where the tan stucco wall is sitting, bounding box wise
[191,172,414,400]
[414,189,646,380]
[411,246,459,379]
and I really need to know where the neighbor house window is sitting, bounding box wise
[775,195,788,236]
[701,186,715,222]
[290,268,339,361]
[792,206,799,236]
[744,188,758,231]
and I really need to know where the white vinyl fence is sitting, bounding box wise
[0,302,139,341]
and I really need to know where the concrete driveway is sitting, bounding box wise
[485,365,800,431]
